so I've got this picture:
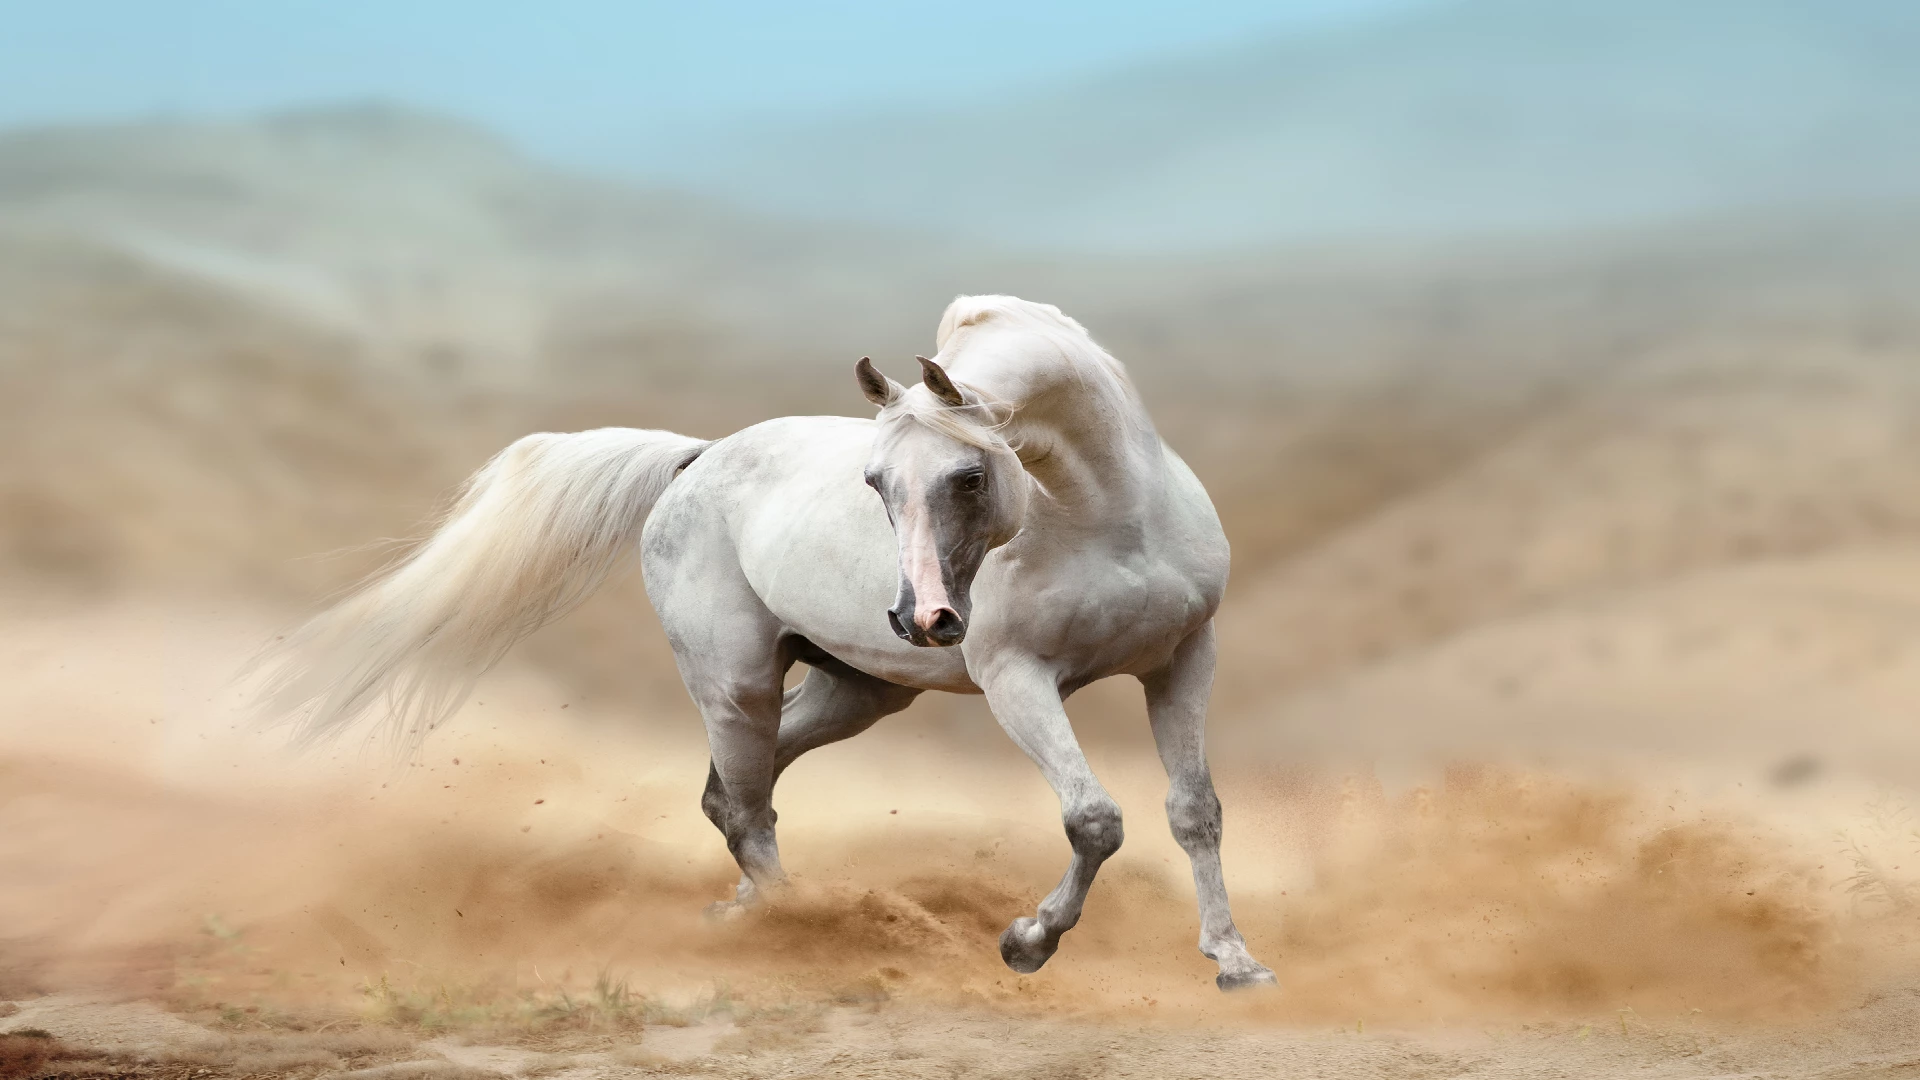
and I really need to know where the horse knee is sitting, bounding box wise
[1065,799,1124,864]
[1166,785,1222,853]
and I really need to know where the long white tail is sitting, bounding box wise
[254,427,710,758]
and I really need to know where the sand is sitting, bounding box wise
[3,594,1918,1077]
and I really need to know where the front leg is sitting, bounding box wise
[979,656,1124,974]
[1142,621,1276,990]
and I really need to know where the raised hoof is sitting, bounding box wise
[1215,966,1279,992]
[998,916,1058,974]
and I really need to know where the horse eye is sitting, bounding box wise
[957,471,985,493]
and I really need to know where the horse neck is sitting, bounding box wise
[990,363,1163,530]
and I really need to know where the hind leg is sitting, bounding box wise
[649,550,797,914]
[702,658,921,912]
[684,646,790,911]
[1142,622,1275,990]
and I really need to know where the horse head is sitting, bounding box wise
[855,356,1027,647]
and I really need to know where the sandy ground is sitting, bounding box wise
[4,595,1920,1078]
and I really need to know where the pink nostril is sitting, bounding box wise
[915,606,958,632]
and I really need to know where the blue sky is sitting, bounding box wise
[0,0,1418,167]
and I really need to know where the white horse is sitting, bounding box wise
[259,295,1275,990]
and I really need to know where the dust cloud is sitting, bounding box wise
[0,600,1895,1037]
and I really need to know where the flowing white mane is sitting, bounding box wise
[890,295,1145,454]
[935,294,1091,352]
[934,295,1136,393]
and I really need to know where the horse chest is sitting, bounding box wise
[990,550,1212,681]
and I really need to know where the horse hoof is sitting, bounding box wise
[1215,966,1278,992]
[998,917,1057,974]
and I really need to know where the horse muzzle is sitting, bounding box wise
[888,602,966,647]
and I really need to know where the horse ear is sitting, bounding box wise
[855,357,903,407]
[916,355,966,407]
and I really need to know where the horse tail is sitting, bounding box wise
[251,427,710,760]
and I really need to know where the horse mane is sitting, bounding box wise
[936,295,1090,350]
[934,294,1140,404]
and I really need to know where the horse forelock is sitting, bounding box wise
[880,392,1014,454]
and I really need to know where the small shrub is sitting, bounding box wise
[0,1031,96,1080]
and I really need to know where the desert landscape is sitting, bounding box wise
[6,1,1920,1076]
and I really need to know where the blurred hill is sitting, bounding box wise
[638,0,1920,250]
[6,105,1920,732]
[0,103,974,382]
[1214,276,1920,707]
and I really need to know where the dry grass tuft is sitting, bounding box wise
[517,1054,581,1077]
[229,1046,344,1072]
[0,1030,99,1079]
[607,1044,715,1073]
[309,1027,424,1058]
[711,1005,827,1057]
[336,1061,505,1080]
[0,1034,56,1080]
[77,1025,425,1075]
